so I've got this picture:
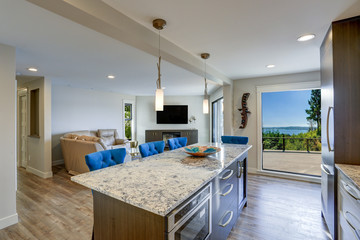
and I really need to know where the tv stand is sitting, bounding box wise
[145,129,198,145]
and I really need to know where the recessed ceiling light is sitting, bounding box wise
[266,64,275,68]
[107,75,115,79]
[27,67,38,72]
[297,34,315,42]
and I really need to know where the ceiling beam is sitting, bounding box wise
[26,0,232,86]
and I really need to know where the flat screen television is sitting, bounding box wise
[157,105,188,124]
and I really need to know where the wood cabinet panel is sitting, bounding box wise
[93,191,166,240]
[332,16,360,164]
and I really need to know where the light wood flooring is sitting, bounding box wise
[0,166,330,240]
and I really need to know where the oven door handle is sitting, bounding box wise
[219,211,234,228]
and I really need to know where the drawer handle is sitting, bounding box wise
[342,181,360,201]
[221,184,234,197]
[221,170,233,180]
[219,211,234,228]
[344,211,360,240]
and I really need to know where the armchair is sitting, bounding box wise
[98,129,129,149]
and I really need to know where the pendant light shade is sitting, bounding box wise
[203,98,209,114]
[153,19,166,111]
[201,53,210,114]
[155,88,164,111]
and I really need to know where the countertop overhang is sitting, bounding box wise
[71,143,252,216]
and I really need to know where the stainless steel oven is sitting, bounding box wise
[167,183,212,240]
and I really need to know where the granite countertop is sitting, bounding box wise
[71,143,251,217]
[336,164,360,190]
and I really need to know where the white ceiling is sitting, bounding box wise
[0,0,218,95]
[103,0,359,79]
[0,0,359,95]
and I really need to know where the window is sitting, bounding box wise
[212,98,224,143]
[124,103,132,140]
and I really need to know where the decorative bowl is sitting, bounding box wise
[183,146,221,157]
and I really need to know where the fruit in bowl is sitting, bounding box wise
[183,146,221,157]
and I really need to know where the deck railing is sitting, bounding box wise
[262,136,321,153]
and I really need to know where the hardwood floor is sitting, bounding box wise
[0,166,93,240]
[0,166,331,240]
[228,174,331,240]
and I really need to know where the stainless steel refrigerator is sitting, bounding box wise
[320,16,360,240]
[320,26,335,239]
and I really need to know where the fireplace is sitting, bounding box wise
[162,132,181,147]
[145,129,198,146]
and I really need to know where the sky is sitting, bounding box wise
[262,90,313,127]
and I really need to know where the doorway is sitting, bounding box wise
[212,97,224,143]
[17,88,27,169]
[123,100,136,141]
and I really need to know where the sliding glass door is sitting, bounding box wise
[261,89,321,177]
[212,98,224,143]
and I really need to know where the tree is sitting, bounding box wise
[305,89,321,135]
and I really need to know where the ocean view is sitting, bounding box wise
[262,127,309,135]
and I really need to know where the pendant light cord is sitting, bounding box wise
[157,30,162,89]
[204,59,208,98]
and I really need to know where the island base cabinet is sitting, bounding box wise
[210,155,248,240]
[211,199,238,240]
[93,191,166,240]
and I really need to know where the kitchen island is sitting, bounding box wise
[72,143,251,240]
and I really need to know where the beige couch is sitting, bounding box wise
[60,129,130,175]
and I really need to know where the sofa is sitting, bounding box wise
[60,129,130,175]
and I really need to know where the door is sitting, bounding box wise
[19,94,27,168]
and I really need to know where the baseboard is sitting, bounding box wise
[27,166,53,179]
[52,159,64,166]
[0,213,18,230]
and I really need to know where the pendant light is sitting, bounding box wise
[201,53,210,114]
[153,19,166,111]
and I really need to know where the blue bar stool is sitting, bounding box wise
[168,137,187,150]
[139,141,165,158]
[221,136,249,144]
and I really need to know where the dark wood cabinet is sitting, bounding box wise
[321,15,360,240]
[145,129,198,145]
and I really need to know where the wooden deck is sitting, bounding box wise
[262,150,321,176]
[0,165,329,240]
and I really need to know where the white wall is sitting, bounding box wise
[136,96,210,144]
[51,85,135,163]
[223,84,234,136]
[0,43,18,229]
[232,71,321,172]
[18,77,53,178]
